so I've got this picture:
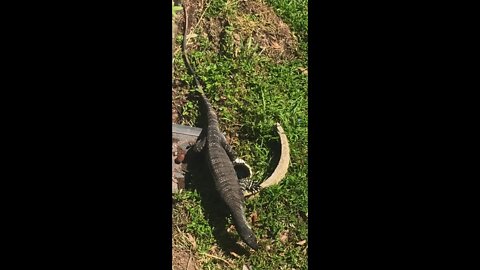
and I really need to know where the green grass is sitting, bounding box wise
[173,0,308,269]
[265,0,308,41]
[265,0,308,56]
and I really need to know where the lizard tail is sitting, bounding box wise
[181,3,217,122]
[182,3,203,90]
[230,205,259,250]
[182,1,257,251]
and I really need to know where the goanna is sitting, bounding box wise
[180,4,259,250]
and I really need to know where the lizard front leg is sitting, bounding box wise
[190,136,206,153]
[188,127,207,153]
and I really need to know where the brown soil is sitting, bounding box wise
[172,0,298,124]
[172,247,198,270]
[236,0,299,60]
[173,202,199,270]
[172,0,298,267]
[172,0,298,264]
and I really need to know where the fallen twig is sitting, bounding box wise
[186,252,192,270]
[191,0,211,34]
[200,252,233,266]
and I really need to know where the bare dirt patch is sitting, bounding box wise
[172,0,299,124]
[235,0,299,60]
[173,203,200,269]
[173,247,198,270]
[171,1,303,267]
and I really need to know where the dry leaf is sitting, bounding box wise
[242,264,252,270]
[271,42,282,50]
[296,240,307,246]
[279,230,289,244]
[230,251,241,258]
[298,67,308,75]
[250,211,258,224]
[185,233,197,250]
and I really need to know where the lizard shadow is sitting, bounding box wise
[183,148,251,257]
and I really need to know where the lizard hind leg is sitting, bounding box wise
[220,134,237,162]
[223,143,237,162]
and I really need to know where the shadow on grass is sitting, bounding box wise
[183,147,252,257]
[238,123,282,180]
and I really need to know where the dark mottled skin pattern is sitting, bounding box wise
[182,4,258,250]
[199,95,259,250]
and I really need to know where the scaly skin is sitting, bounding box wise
[182,4,259,250]
[201,95,259,250]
